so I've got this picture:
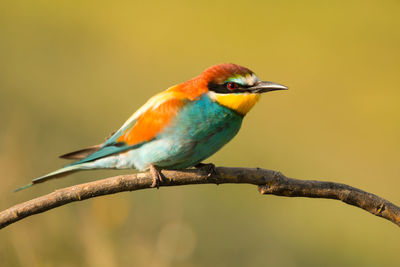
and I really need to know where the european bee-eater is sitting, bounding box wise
[16,63,287,191]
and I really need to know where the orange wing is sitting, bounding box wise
[117,97,187,145]
[57,75,210,167]
[104,80,208,147]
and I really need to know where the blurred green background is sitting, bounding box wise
[1,0,400,266]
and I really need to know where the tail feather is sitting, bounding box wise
[59,144,102,160]
[59,131,116,160]
[14,183,34,192]
[14,163,91,192]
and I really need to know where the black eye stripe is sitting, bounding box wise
[208,82,252,94]
[208,82,233,94]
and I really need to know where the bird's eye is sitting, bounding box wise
[226,82,238,90]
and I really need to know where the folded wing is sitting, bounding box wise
[66,90,189,166]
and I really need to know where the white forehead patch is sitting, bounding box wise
[225,73,259,86]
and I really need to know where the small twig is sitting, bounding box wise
[1,167,399,229]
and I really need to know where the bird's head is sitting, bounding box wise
[201,63,287,115]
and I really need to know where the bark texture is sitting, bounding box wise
[1,167,399,229]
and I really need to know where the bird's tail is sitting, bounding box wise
[14,163,92,192]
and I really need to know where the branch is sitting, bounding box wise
[1,167,399,229]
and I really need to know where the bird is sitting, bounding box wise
[15,63,287,191]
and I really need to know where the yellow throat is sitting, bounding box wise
[209,92,261,115]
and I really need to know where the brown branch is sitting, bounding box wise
[1,166,399,229]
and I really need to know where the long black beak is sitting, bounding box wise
[248,81,288,93]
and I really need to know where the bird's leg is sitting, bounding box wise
[194,163,220,184]
[149,164,165,189]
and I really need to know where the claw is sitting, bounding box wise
[149,164,165,189]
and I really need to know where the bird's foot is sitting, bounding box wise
[195,163,220,184]
[149,164,166,189]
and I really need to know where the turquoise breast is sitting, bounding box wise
[132,94,243,170]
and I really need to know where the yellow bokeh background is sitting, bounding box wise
[1,0,400,266]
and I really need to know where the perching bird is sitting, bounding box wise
[16,63,287,191]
